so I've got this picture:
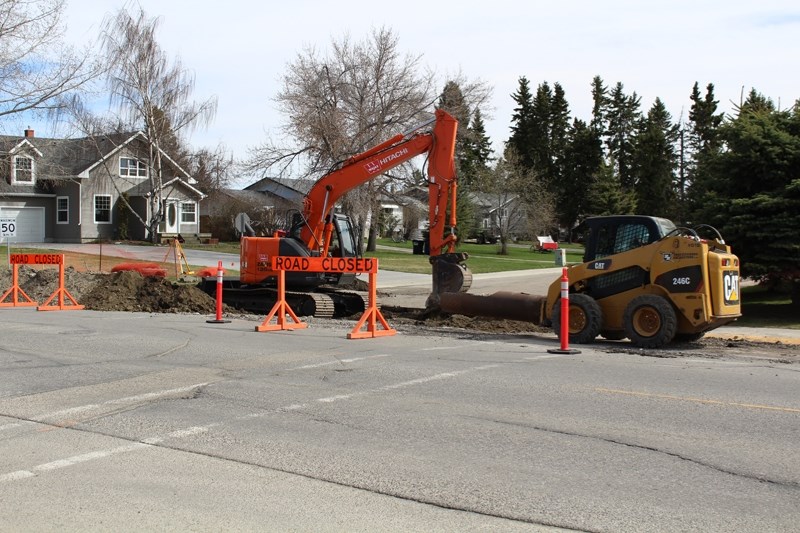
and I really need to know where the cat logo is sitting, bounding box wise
[660,252,673,262]
[723,271,740,305]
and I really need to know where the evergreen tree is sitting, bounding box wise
[529,81,553,181]
[549,82,571,193]
[459,108,493,189]
[590,75,608,135]
[632,98,679,218]
[507,76,535,170]
[589,162,637,215]
[692,90,800,288]
[459,109,494,238]
[605,82,641,189]
[685,82,724,218]
[561,118,603,237]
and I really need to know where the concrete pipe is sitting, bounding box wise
[439,291,546,324]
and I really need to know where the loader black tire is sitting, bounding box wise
[674,331,705,343]
[551,293,602,344]
[623,295,678,348]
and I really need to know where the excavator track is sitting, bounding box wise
[287,290,336,318]
[198,278,365,318]
[317,288,371,317]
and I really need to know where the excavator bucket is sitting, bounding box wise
[426,254,472,309]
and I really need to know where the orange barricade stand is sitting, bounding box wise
[255,269,307,332]
[0,263,37,307]
[347,267,396,339]
[255,256,395,339]
[2,254,83,311]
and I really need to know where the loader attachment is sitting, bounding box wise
[426,253,472,310]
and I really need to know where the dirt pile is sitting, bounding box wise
[1,266,220,314]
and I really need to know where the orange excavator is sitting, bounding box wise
[206,109,471,317]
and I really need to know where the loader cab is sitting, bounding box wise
[582,216,676,262]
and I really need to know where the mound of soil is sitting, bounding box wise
[1,266,220,314]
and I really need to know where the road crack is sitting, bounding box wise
[469,415,800,490]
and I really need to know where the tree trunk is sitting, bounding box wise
[499,234,508,255]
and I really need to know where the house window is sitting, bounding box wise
[119,157,147,177]
[12,156,34,184]
[94,195,112,224]
[57,196,69,224]
[180,202,196,223]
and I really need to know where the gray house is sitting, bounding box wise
[0,129,205,243]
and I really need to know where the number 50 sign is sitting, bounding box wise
[1,217,17,238]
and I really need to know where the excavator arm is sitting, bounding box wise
[238,109,470,315]
[299,109,459,257]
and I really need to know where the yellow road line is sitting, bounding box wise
[595,388,800,414]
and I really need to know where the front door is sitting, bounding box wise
[162,200,179,234]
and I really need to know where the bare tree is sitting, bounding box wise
[480,148,555,255]
[0,0,101,123]
[100,5,217,242]
[246,27,435,251]
[185,145,235,195]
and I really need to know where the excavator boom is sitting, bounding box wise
[234,109,471,317]
[300,109,460,258]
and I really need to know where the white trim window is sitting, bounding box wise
[57,196,69,224]
[12,155,35,184]
[180,202,196,223]
[119,157,147,178]
[94,194,112,224]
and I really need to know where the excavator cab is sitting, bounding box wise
[326,213,359,286]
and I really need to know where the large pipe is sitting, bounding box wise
[439,291,546,324]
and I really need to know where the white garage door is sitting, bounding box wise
[0,207,45,243]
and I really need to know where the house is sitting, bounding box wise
[0,129,204,243]
[199,177,309,239]
[469,192,527,243]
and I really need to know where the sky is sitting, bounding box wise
[21,0,800,186]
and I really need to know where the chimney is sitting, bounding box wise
[24,127,34,138]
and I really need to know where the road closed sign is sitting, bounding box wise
[1,217,16,238]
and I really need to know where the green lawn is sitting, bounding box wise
[367,239,582,274]
[736,285,800,329]
[183,239,582,274]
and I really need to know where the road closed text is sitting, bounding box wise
[10,254,64,265]
[271,256,377,273]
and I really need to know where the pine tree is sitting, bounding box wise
[605,82,641,190]
[530,81,553,181]
[562,118,603,236]
[691,90,800,287]
[685,82,724,217]
[549,82,571,193]
[632,98,679,218]
[458,109,494,238]
[508,76,535,171]
[588,161,637,215]
[590,75,608,135]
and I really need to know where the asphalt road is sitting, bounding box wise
[1,309,798,531]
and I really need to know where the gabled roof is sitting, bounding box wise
[219,189,278,205]
[5,138,43,158]
[244,176,306,202]
[0,131,193,181]
[124,176,205,200]
[468,191,520,211]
